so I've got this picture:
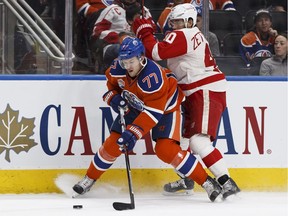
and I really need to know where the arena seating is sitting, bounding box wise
[222,33,243,56]
[232,0,266,17]
[245,10,287,33]
[209,10,243,47]
[214,56,249,76]
[144,0,167,23]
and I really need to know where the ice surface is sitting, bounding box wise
[0,191,287,216]
[0,174,287,216]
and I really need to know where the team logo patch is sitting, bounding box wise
[255,50,272,57]
[118,79,125,89]
[122,90,144,111]
[133,39,139,46]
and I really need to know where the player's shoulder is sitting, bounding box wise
[110,3,124,11]
[241,31,257,45]
[102,3,123,13]
[163,29,186,43]
[108,59,126,77]
[137,59,165,93]
[140,59,163,79]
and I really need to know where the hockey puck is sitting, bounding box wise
[73,205,83,209]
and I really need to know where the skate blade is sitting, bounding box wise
[222,192,241,202]
[213,194,224,202]
[54,173,82,198]
[162,189,194,196]
[72,192,81,198]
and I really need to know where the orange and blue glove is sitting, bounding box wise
[117,129,137,152]
[103,90,128,114]
[109,94,128,114]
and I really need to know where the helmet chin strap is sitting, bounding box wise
[184,20,189,28]
[133,56,146,78]
[139,56,147,68]
[184,18,194,28]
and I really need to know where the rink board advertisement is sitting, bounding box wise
[0,76,287,192]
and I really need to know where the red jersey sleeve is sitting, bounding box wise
[93,19,118,43]
[141,31,188,61]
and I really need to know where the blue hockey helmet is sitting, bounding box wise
[118,37,145,60]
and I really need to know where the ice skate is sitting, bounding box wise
[220,177,240,199]
[202,176,222,202]
[72,175,96,198]
[163,177,194,196]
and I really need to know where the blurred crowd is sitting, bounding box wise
[4,0,287,75]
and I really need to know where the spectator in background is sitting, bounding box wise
[195,6,220,56]
[239,9,278,66]
[74,0,110,60]
[260,33,287,76]
[167,0,235,10]
[266,0,287,12]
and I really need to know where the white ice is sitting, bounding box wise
[0,191,287,216]
[0,174,287,216]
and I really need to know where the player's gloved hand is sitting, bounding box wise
[117,130,137,152]
[110,94,128,114]
[132,17,155,39]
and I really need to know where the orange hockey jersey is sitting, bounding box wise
[75,0,111,18]
[103,58,184,139]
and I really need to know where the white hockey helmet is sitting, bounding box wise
[169,3,198,28]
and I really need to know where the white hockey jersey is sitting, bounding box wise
[92,4,154,44]
[92,4,130,43]
[143,27,228,96]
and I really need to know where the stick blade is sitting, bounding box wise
[112,202,135,211]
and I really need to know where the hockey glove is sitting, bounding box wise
[117,129,137,152]
[132,17,155,39]
[109,94,128,114]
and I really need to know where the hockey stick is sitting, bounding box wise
[140,0,144,17]
[112,108,135,211]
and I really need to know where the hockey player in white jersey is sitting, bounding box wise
[132,3,240,199]
[91,0,155,73]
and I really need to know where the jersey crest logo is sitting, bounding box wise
[122,90,144,111]
[118,79,125,89]
[255,50,272,57]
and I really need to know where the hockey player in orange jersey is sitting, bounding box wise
[75,0,111,19]
[132,3,240,199]
[72,37,222,202]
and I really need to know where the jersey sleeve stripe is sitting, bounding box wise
[93,151,114,171]
[165,87,180,111]
[178,73,225,91]
[151,43,162,61]
[143,107,163,124]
